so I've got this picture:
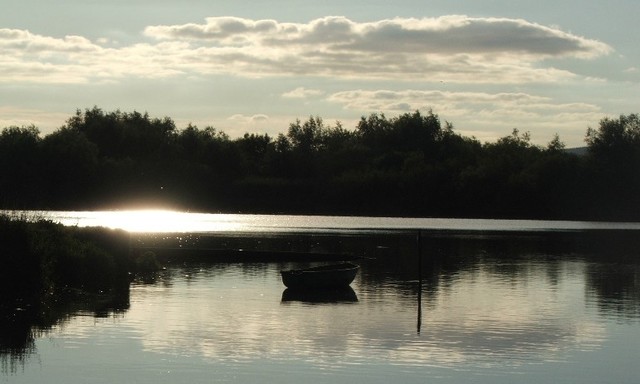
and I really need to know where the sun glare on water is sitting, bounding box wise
[108,210,193,232]
[45,209,247,233]
[115,210,255,233]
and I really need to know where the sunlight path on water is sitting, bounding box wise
[42,210,247,233]
[10,209,640,233]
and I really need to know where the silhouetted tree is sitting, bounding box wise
[0,126,41,206]
[2,107,640,220]
[585,114,640,219]
[40,127,99,207]
[235,133,274,176]
[356,113,393,150]
[65,106,177,161]
[586,114,640,160]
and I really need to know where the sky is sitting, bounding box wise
[1,0,638,147]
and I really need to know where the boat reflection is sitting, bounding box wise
[281,286,358,304]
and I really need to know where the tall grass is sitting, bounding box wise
[0,213,131,302]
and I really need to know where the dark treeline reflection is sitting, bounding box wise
[422,231,640,321]
[0,287,129,374]
[2,107,640,220]
[343,230,640,321]
[2,230,640,372]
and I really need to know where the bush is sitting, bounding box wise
[0,214,131,297]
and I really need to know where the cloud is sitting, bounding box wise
[0,29,97,53]
[0,106,69,131]
[327,89,600,113]
[0,16,612,85]
[282,87,324,99]
[349,16,611,58]
[145,15,611,58]
[0,28,185,83]
[327,89,603,143]
[141,16,611,83]
[145,17,280,42]
[228,113,270,123]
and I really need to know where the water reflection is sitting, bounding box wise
[2,229,640,383]
[586,261,640,321]
[416,261,604,365]
[110,257,603,367]
[281,287,358,304]
[0,287,129,374]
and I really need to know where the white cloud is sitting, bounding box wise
[327,89,603,144]
[145,17,280,42]
[140,15,611,83]
[0,16,613,85]
[327,89,599,114]
[282,87,324,99]
[145,15,611,59]
[0,28,186,84]
[228,113,270,123]
[0,106,69,132]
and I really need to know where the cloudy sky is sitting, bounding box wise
[1,0,638,146]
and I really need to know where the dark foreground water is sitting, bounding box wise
[2,212,640,383]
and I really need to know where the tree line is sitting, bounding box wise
[1,107,639,220]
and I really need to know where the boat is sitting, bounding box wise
[280,263,359,289]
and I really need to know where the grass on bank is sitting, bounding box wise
[0,213,153,301]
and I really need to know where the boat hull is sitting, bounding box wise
[280,263,359,289]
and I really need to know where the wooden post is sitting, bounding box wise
[417,230,422,335]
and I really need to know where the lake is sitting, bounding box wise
[2,211,640,383]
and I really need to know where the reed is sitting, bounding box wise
[0,213,132,301]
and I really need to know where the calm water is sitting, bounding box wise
[2,212,640,383]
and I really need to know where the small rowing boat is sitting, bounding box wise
[280,263,359,289]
